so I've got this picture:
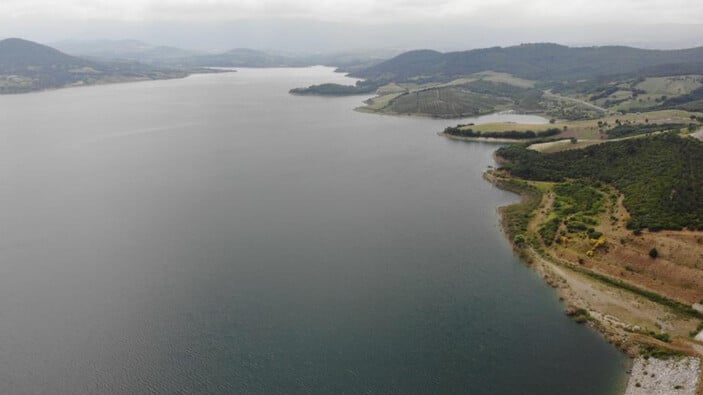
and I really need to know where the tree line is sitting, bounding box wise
[496,134,703,231]
[444,126,561,139]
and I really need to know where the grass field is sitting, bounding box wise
[470,71,535,88]
[529,139,602,153]
[636,75,703,96]
[375,83,407,95]
[363,92,404,111]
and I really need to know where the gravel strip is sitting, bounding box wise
[624,356,700,395]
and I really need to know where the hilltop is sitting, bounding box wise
[0,38,91,69]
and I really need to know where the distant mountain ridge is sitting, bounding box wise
[157,48,395,71]
[0,37,395,94]
[51,39,199,63]
[51,39,395,71]
[354,43,703,82]
[0,38,190,93]
[169,48,304,68]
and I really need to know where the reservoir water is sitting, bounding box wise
[0,67,625,394]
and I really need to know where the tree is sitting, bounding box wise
[649,247,658,259]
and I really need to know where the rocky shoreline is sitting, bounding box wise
[485,170,703,395]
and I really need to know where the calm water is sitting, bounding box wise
[0,67,625,394]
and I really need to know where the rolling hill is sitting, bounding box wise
[0,38,190,93]
[354,43,703,82]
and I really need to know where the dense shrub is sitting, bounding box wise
[649,247,659,258]
[444,126,561,139]
[496,134,703,230]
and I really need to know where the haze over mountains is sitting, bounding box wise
[0,37,394,93]
[48,39,395,71]
[4,37,703,97]
[51,39,200,63]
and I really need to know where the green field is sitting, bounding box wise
[636,75,703,96]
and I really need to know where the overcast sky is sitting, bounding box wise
[3,0,703,23]
[1,0,702,51]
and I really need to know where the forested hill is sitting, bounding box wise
[0,38,189,93]
[353,43,703,82]
[496,134,703,231]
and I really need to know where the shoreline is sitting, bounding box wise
[440,131,556,144]
[483,169,703,395]
[0,68,233,96]
[352,106,498,120]
[355,105,547,121]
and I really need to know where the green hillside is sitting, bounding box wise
[496,134,703,231]
[0,38,189,94]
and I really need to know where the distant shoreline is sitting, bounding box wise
[0,68,233,96]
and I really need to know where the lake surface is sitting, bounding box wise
[0,67,625,394]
